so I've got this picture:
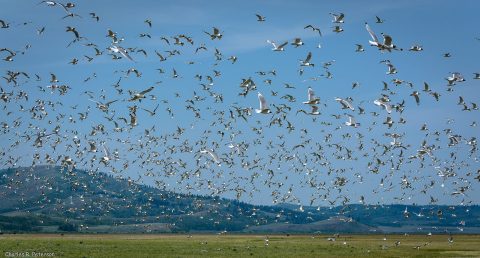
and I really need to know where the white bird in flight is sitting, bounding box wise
[374,99,392,114]
[345,115,360,128]
[100,143,112,165]
[300,52,314,67]
[255,92,271,114]
[335,97,354,111]
[365,22,402,52]
[446,72,465,85]
[200,149,222,166]
[303,87,320,104]
[108,44,135,62]
[266,40,288,51]
[204,27,223,40]
[129,86,154,102]
[386,133,403,146]
[330,13,345,23]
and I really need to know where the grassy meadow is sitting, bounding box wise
[1,234,480,257]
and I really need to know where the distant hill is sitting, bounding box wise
[245,216,375,233]
[1,166,479,234]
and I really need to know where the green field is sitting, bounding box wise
[1,234,479,257]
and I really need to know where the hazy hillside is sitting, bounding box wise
[0,166,479,233]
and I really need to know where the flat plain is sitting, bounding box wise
[1,234,480,257]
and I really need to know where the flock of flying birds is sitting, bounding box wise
[1,1,479,215]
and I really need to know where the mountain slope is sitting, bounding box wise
[0,166,479,233]
[0,166,328,232]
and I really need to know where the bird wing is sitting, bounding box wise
[383,34,393,46]
[160,37,170,45]
[278,41,288,49]
[384,103,392,113]
[105,99,118,106]
[102,144,110,158]
[308,88,315,101]
[208,150,220,163]
[266,40,277,48]
[331,13,338,21]
[118,46,134,62]
[348,115,356,124]
[50,73,57,82]
[387,64,396,73]
[341,99,354,110]
[139,86,154,95]
[130,113,137,125]
[258,93,268,110]
[155,51,165,60]
[72,29,79,39]
[304,52,312,63]
[153,104,159,112]
[365,23,378,43]
[58,2,70,13]
[201,149,221,164]
[88,98,101,105]
[374,99,392,113]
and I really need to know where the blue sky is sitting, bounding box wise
[0,0,479,206]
